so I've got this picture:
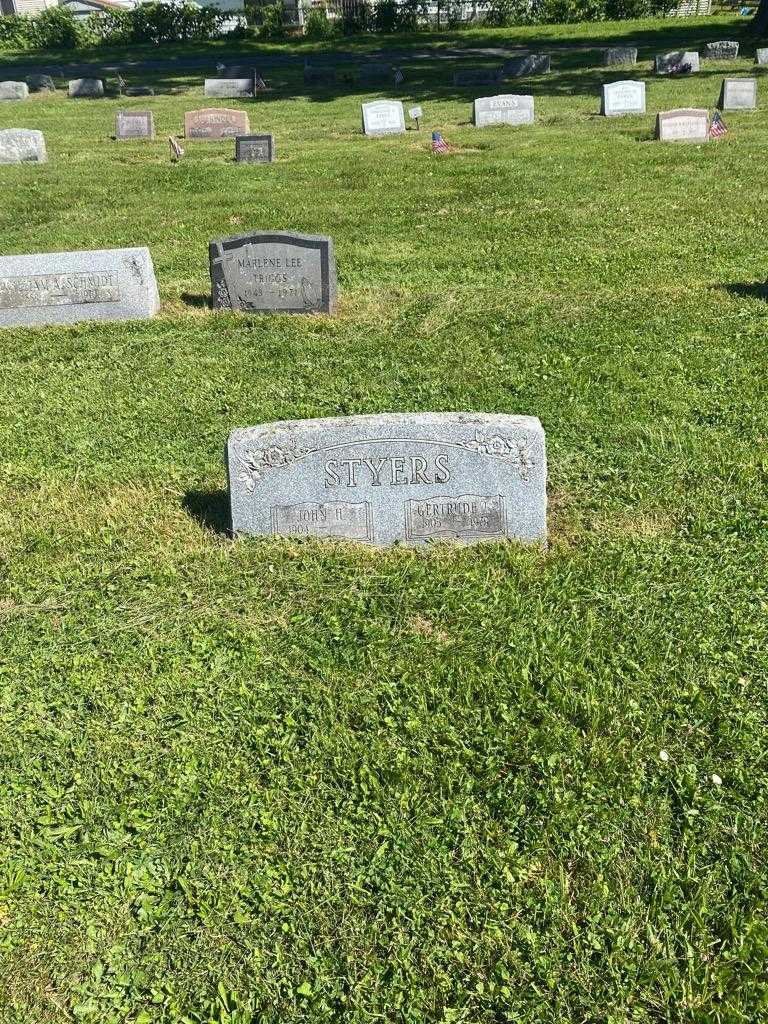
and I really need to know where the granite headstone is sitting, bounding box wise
[0,81,29,101]
[209,231,336,314]
[655,51,699,75]
[705,41,739,60]
[226,412,547,546]
[603,46,638,66]
[719,77,757,110]
[0,129,47,164]
[756,48,768,66]
[361,99,405,136]
[26,74,56,93]
[601,80,646,116]
[235,133,274,163]
[473,94,534,127]
[0,247,159,328]
[68,78,105,98]
[115,111,154,140]
[655,108,709,142]
[204,78,253,98]
[502,54,551,77]
[184,108,250,140]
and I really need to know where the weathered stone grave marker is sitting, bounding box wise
[0,247,159,328]
[184,108,250,140]
[235,134,274,163]
[719,77,757,110]
[0,129,47,164]
[655,51,700,75]
[603,46,638,66]
[204,78,253,98]
[68,78,105,98]
[705,41,739,60]
[453,67,503,87]
[756,48,768,66]
[209,231,336,314]
[115,111,154,141]
[226,412,547,546]
[655,108,709,142]
[473,94,534,127]
[502,54,551,77]
[361,99,405,136]
[26,74,56,93]
[0,82,29,101]
[601,80,646,116]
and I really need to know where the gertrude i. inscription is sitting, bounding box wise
[226,412,547,546]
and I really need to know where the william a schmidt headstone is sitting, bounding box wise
[0,129,47,164]
[0,247,159,328]
[705,41,739,60]
[226,412,547,546]
[235,134,274,163]
[603,46,637,66]
[473,94,534,127]
[115,111,154,140]
[185,108,250,140]
[601,80,645,116]
[210,231,336,314]
[0,82,29,101]
[655,108,709,142]
[453,68,503,86]
[361,99,405,136]
[204,78,253,98]
[719,78,757,110]
[655,51,699,75]
[68,78,104,98]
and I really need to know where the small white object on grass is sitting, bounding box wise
[659,750,669,762]
[712,774,723,786]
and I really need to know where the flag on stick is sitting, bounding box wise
[709,110,728,139]
[169,135,185,161]
[431,130,450,155]
[393,67,404,86]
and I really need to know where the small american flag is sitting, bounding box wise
[431,130,450,155]
[709,110,728,139]
[116,71,127,94]
[672,61,692,75]
[254,74,267,91]
[169,135,184,161]
[393,67,404,86]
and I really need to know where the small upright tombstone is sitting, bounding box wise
[756,48,768,65]
[0,82,29,101]
[68,78,105,98]
[603,46,638,66]
[209,231,336,314]
[719,78,757,110]
[502,54,550,78]
[204,78,253,99]
[655,108,709,142]
[453,67,503,87]
[235,134,274,163]
[226,412,547,546]
[26,74,56,93]
[184,108,250,140]
[655,51,700,75]
[115,111,154,141]
[601,80,646,117]
[0,247,159,328]
[361,99,405,136]
[473,94,534,127]
[0,128,47,164]
[705,40,739,60]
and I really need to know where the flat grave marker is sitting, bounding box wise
[719,77,757,110]
[655,107,709,142]
[453,67,503,87]
[0,128,46,164]
[0,247,159,328]
[68,78,104,98]
[209,231,336,314]
[655,51,700,75]
[473,94,534,127]
[235,133,274,163]
[115,111,154,140]
[184,108,250,140]
[0,82,29,101]
[601,80,646,116]
[361,99,405,136]
[227,412,547,546]
[705,41,739,60]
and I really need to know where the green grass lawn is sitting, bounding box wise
[1,14,768,1022]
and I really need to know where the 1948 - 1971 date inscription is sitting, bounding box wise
[0,270,120,308]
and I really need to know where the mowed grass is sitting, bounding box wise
[1,15,768,1022]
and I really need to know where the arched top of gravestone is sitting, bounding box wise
[600,80,646,116]
[473,94,534,127]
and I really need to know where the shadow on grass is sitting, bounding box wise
[722,281,768,301]
[183,488,231,535]
[181,292,211,310]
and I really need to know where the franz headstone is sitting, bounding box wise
[115,110,154,140]
[756,48,768,65]
[705,40,739,60]
[655,108,709,142]
[68,78,105,98]
[0,128,46,164]
[204,78,253,98]
[184,108,250,140]
[453,67,503,86]
[0,247,159,328]
[655,51,700,75]
[502,54,551,77]
[719,77,757,110]
[601,80,646,116]
[603,46,638,66]
[0,81,29,101]
[209,231,336,314]
[473,94,534,127]
[226,412,547,546]
[235,133,274,163]
[361,99,405,136]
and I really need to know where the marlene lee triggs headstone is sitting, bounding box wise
[0,129,46,164]
[473,94,534,127]
[601,80,646,117]
[226,412,547,546]
[0,247,160,328]
[209,231,336,314]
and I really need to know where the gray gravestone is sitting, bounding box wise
[115,111,154,140]
[361,99,405,136]
[453,67,503,87]
[603,46,638,66]
[719,78,757,110]
[473,94,534,127]
[0,247,159,328]
[359,63,394,83]
[184,108,250,140]
[502,54,550,78]
[26,74,56,92]
[68,78,104,98]
[209,231,336,314]
[235,134,274,163]
[204,78,253,98]
[0,81,29,101]
[705,41,739,60]
[601,80,646,116]
[655,51,699,75]
[304,64,337,84]
[0,129,46,164]
[655,108,709,142]
[757,48,768,66]
[220,65,257,79]
[226,412,547,546]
